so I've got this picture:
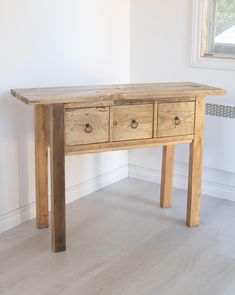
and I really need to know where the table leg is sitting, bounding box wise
[35,105,49,229]
[160,145,175,208]
[187,97,205,227]
[50,104,66,252]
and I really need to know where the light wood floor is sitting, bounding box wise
[1,178,235,295]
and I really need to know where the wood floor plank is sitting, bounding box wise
[0,178,235,295]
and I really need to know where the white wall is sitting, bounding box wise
[129,0,235,200]
[0,0,130,232]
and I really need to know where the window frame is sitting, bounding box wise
[191,0,235,70]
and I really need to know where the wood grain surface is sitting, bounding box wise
[50,104,66,252]
[11,82,226,105]
[35,105,49,229]
[113,104,153,141]
[187,97,205,227]
[10,82,226,253]
[160,145,175,208]
[65,135,194,155]
[65,107,109,146]
[158,101,195,137]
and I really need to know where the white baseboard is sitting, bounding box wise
[0,202,36,235]
[2,162,234,234]
[66,165,128,204]
[0,165,128,234]
[129,163,235,202]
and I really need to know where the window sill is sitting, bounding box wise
[191,55,235,71]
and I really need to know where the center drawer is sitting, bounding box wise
[113,104,153,141]
[65,107,109,146]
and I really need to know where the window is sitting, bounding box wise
[191,0,235,70]
[203,0,235,57]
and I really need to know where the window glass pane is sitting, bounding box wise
[208,0,235,56]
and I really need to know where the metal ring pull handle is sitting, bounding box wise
[131,119,138,129]
[174,116,182,126]
[84,123,93,133]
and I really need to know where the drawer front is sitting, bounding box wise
[65,107,109,146]
[113,104,153,141]
[158,102,195,137]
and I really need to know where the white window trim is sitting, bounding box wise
[191,0,235,71]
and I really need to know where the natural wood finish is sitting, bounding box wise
[11,82,226,253]
[65,107,109,146]
[35,105,49,229]
[153,103,158,138]
[65,135,194,156]
[50,104,66,252]
[187,97,205,227]
[113,104,153,141]
[11,82,226,105]
[109,106,114,142]
[158,101,195,137]
[201,0,209,57]
[114,97,197,105]
[43,105,50,146]
[160,145,175,208]
[65,101,114,109]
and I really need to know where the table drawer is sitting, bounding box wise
[65,107,109,146]
[113,104,153,141]
[157,102,195,137]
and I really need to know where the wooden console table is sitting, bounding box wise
[11,82,225,252]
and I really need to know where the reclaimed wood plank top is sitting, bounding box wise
[11,82,226,105]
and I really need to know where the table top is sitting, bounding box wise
[11,82,226,105]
